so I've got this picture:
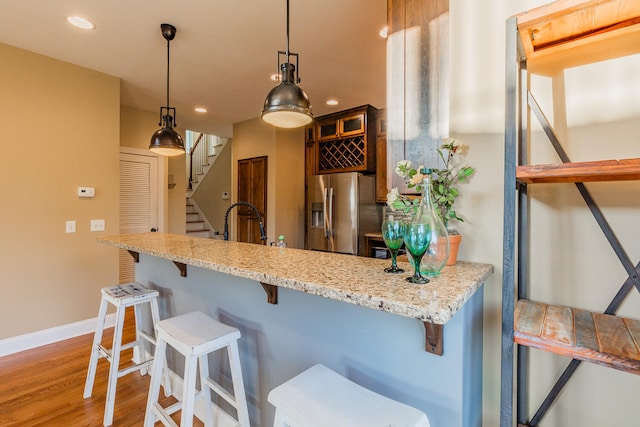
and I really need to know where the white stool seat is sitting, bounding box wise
[144,311,250,427]
[268,364,430,427]
[158,310,241,356]
[84,282,171,426]
[102,282,158,304]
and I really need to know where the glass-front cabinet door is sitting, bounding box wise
[317,119,339,141]
[339,114,365,137]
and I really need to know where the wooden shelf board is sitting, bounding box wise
[514,300,640,375]
[515,0,640,75]
[516,158,640,183]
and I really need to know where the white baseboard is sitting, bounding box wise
[0,314,116,358]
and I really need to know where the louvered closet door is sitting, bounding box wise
[119,152,159,283]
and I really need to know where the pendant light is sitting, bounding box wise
[261,0,313,128]
[149,23,185,156]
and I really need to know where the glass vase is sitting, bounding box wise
[412,168,449,276]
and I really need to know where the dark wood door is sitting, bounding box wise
[237,156,267,244]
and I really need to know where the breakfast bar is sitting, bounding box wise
[99,232,493,427]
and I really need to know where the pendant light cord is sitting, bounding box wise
[285,0,290,61]
[166,37,171,110]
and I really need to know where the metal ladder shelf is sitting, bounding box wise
[501,1,640,426]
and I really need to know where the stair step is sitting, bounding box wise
[186,212,200,221]
[514,299,640,375]
[186,229,210,238]
[186,221,206,231]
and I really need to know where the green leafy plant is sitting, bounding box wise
[386,138,475,231]
[431,139,475,229]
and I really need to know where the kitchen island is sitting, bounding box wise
[99,233,493,427]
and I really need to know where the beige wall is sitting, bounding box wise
[120,105,186,234]
[0,42,120,338]
[274,127,306,249]
[449,1,640,425]
[192,141,232,233]
[231,118,305,247]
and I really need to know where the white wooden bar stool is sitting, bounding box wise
[83,282,171,426]
[144,310,250,427]
[268,364,430,427]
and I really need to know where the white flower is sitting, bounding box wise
[386,187,400,209]
[395,160,412,177]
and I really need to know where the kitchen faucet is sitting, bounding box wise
[223,201,267,243]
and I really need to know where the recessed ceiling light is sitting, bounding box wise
[379,26,388,39]
[326,99,339,106]
[194,107,207,113]
[66,16,95,30]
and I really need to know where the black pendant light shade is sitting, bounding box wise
[149,124,184,156]
[261,0,313,128]
[149,23,185,156]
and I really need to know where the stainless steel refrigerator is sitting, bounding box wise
[306,172,381,255]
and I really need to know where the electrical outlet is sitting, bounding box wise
[90,219,105,232]
[66,221,76,233]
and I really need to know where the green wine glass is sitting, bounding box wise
[381,220,405,273]
[403,223,432,284]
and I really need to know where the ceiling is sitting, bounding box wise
[0,0,387,137]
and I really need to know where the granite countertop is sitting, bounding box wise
[98,233,493,325]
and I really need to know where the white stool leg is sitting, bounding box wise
[149,297,172,396]
[180,354,199,427]
[83,297,109,398]
[133,303,148,375]
[144,334,167,427]
[198,354,214,427]
[228,340,250,427]
[103,304,126,426]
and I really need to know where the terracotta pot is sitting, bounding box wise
[446,234,462,266]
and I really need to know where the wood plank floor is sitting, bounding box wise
[0,312,201,426]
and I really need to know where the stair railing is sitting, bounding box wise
[189,133,207,190]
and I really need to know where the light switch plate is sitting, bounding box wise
[90,219,105,232]
[66,221,76,233]
[78,187,95,198]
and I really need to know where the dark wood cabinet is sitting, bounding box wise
[304,124,316,177]
[317,119,339,141]
[375,108,388,203]
[313,105,377,174]
[339,113,366,137]
[316,113,366,141]
[304,125,315,143]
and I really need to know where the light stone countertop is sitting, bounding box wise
[98,233,493,325]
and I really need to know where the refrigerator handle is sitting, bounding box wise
[323,187,329,237]
[328,187,334,237]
